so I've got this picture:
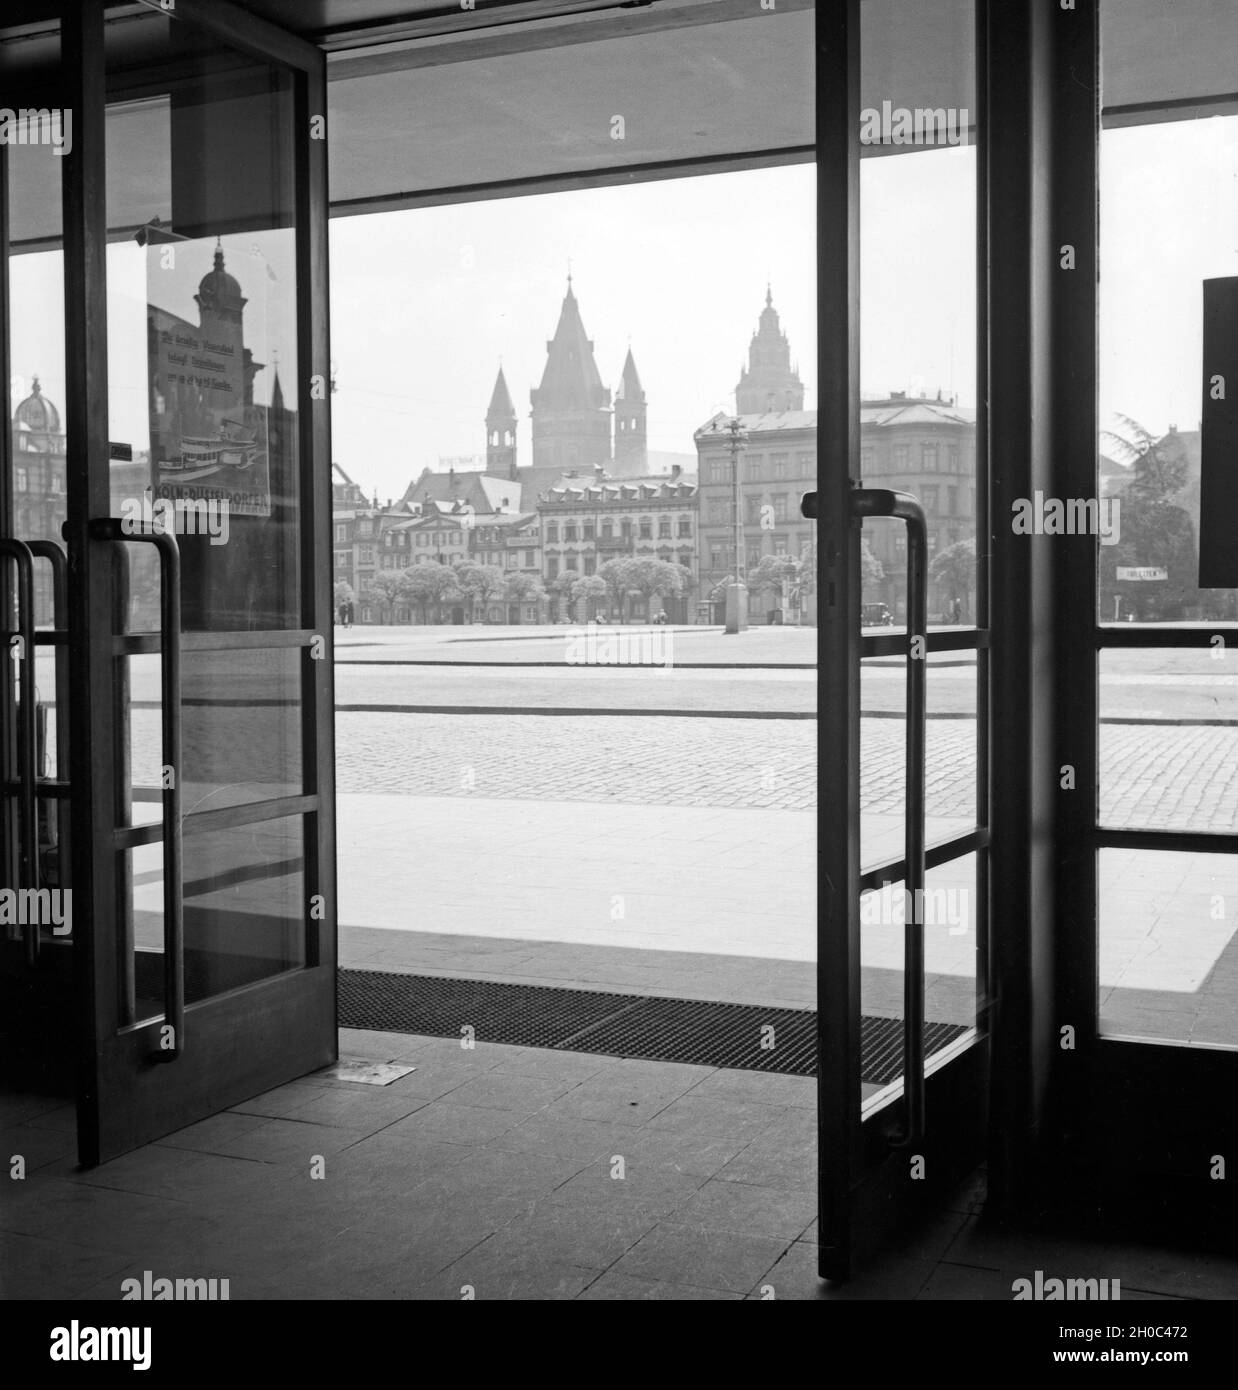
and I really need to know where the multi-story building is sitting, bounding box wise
[332,462,369,509]
[695,289,816,623]
[859,392,978,619]
[332,497,398,605]
[537,466,697,622]
[695,290,978,623]
[694,409,817,623]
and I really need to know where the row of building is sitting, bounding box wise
[333,279,980,624]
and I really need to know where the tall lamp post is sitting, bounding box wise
[717,416,749,634]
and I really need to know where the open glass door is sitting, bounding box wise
[0,14,73,1098]
[58,0,335,1165]
[1053,0,1238,1215]
[813,0,988,1281]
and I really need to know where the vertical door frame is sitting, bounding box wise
[61,0,111,1162]
[816,0,862,1282]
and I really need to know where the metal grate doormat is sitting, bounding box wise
[338,970,967,1083]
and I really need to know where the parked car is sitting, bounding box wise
[862,602,894,626]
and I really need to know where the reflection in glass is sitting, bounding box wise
[124,815,307,1026]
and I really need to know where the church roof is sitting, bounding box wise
[402,466,523,514]
[531,279,609,413]
[694,400,977,440]
[486,366,515,419]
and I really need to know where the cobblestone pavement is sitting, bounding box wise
[333,711,1238,830]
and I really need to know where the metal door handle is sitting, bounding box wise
[0,538,38,964]
[90,520,184,1061]
[851,488,928,1145]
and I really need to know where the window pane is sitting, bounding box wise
[1099,648,1238,833]
[1099,4,1238,625]
[1100,850,1238,1049]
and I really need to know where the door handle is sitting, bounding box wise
[0,538,38,964]
[850,488,928,1146]
[800,485,929,1141]
[90,520,184,1061]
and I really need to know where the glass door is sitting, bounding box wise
[813,0,988,1281]
[1053,0,1238,1208]
[58,0,335,1165]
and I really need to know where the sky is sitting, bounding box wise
[8,117,1238,503]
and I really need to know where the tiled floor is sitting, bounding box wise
[3,1028,1235,1301]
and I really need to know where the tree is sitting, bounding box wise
[1099,416,1198,620]
[362,571,403,624]
[861,539,883,589]
[547,571,578,620]
[453,562,506,623]
[571,574,608,619]
[333,579,355,611]
[596,558,635,623]
[399,563,454,625]
[627,558,691,619]
[748,554,798,596]
[928,538,975,622]
[504,571,545,616]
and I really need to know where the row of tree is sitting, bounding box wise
[338,555,694,625]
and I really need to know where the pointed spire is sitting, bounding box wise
[531,279,608,412]
[765,282,773,308]
[617,347,643,401]
[486,365,515,420]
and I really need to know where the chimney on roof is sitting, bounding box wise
[594,464,605,478]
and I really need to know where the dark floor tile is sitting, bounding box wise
[608,1221,789,1295]
[546,1158,707,1220]
[2,1121,79,1175]
[578,1272,743,1300]
[0,1232,135,1300]
[494,1202,658,1269]
[755,1241,936,1300]
[442,1072,575,1113]
[668,1178,817,1240]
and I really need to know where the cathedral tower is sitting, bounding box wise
[530,277,612,473]
[735,285,804,415]
[485,366,518,480]
[612,347,647,474]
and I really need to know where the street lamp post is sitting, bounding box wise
[722,416,748,634]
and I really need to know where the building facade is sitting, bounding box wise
[858,393,978,619]
[695,291,978,624]
[537,468,697,622]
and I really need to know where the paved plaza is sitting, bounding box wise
[119,625,1238,1049]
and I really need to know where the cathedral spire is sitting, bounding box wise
[735,285,804,415]
[530,279,612,474]
[613,346,647,474]
[486,364,518,481]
